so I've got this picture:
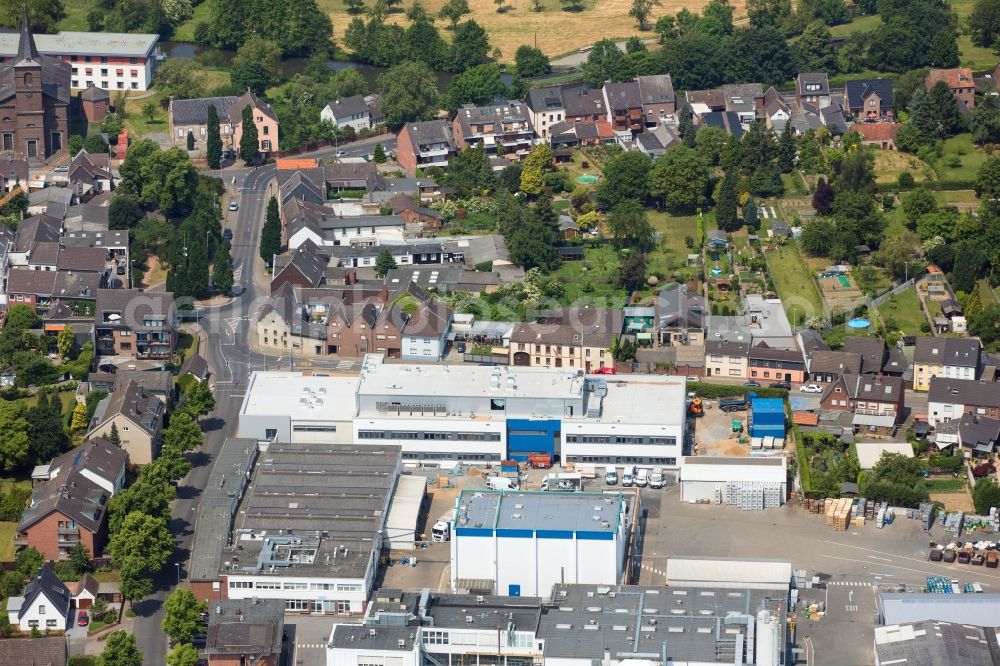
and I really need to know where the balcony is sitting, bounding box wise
[417,147,451,158]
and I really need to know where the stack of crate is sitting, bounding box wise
[825,498,852,531]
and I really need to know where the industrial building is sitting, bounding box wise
[239,358,687,469]
[679,457,787,509]
[449,489,635,596]
[189,438,406,615]
[873,621,1000,666]
[328,581,789,666]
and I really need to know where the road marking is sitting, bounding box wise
[867,555,892,562]
[846,604,858,612]
[820,554,1000,583]
[824,540,1000,582]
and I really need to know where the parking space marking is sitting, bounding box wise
[823,542,1000,582]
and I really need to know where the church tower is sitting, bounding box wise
[14,8,44,158]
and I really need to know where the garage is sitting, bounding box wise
[679,456,787,509]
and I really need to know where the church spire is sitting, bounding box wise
[16,6,40,65]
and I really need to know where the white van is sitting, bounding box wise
[636,468,649,487]
[431,520,451,542]
[487,476,518,491]
[649,467,664,489]
[605,465,618,485]
[622,466,635,487]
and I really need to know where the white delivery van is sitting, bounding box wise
[649,467,664,489]
[605,465,618,485]
[487,476,519,491]
[622,466,635,487]
[636,468,649,487]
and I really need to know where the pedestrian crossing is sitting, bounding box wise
[640,563,665,577]
[298,643,328,650]
[827,581,874,587]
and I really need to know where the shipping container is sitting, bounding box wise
[528,453,552,469]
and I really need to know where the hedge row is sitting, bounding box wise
[689,382,790,400]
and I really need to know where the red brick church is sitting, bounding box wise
[0,10,70,160]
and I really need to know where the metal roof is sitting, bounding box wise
[665,558,792,590]
[679,457,786,483]
[879,593,1000,626]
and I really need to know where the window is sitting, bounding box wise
[100,68,108,76]
[263,126,269,135]
[100,56,108,64]
[262,140,271,150]
[38,605,45,615]
[285,599,309,611]
[338,583,361,592]
[424,630,450,645]
[131,69,138,77]
[131,82,138,90]
[229,581,253,589]
[284,582,308,590]
[46,619,57,628]
[130,57,138,64]
[116,69,123,76]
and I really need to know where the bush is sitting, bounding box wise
[897,171,915,188]
[688,382,789,399]
[0,484,30,522]
[972,462,997,478]
[928,453,963,474]
[474,261,493,272]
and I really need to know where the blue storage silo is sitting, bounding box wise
[750,397,785,438]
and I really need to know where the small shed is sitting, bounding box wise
[707,229,729,249]
[749,397,785,439]
[855,441,914,470]
[557,246,584,261]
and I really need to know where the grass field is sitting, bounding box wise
[874,151,933,185]
[648,211,701,277]
[925,477,967,493]
[121,68,230,138]
[551,245,627,305]
[318,0,744,60]
[0,522,15,561]
[936,134,989,183]
[765,242,825,325]
[878,287,928,336]
[19,390,77,414]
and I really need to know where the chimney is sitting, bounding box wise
[380,283,388,305]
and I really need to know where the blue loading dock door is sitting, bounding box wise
[506,419,560,461]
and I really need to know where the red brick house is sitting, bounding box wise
[820,374,905,434]
[391,193,443,231]
[396,120,456,173]
[851,123,898,150]
[16,438,127,561]
[925,68,976,110]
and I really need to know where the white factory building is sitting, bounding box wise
[448,489,635,596]
[238,357,687,469]
[679,457,788,509]
[328,574,791,666]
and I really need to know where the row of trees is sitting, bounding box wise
[196,0,333,56]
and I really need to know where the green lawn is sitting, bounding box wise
[936,134,989,183]
[647,211,702,279]
[0,522,16,561]
[765,243,825,326]
[828,14,880,37]
[924,477,967,493]
[177,332,199,361]
[59,0,100,31]
[173,1,215,42]
[551,245,627,306]
[18,390,77,416]
[878,288,928,336]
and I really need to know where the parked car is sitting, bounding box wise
[593,367,616,375]
[456,341,466,353]
[769,381,791,389]
[228,200,239,211]
[223,228,233,242]
[800,384,823,393]
[98,363,117,374]
[744,381,761,387]
[336,150,347,158]
[77,611,89,626]
[116,265,126,275]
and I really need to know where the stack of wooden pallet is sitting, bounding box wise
[825,498,852,531]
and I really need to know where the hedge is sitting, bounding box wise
[793,424,816,498]
[688,382,789,400]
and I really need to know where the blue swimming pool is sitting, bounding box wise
[847,318,870,329]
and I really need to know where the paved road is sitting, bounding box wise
[131,162,275,665]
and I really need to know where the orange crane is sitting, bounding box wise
[0,149,70,209]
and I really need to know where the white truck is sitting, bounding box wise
[431,513,452,542]
[649,467,664,489]
[487,476,519,491]
[540,472,583,492]
[622,466,635,487]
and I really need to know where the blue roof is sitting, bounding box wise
[752,398,785,414]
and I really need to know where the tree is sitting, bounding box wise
[164,412,205,454]
[206,105,222,170]
[239,105,259,165]
[108,195,144,231]
[68,544,91,577]
[971,94,1000,145]
[26,396,67,464]
[695,125,728,166]
[212,242,234,294]
[154,59,205,101]
[232,35,281,88]
[978,156,1000,200]
[519,162,544,197]
[345,0,364,12]
[629,0,662,29]
[745,0,791,28]
[0,0,66,33]
[405,16,448,69]
[0,402,29,472]
[438,0,470,28]
[108,512,173,603]
[969,0,1000,48]
[607,201,655,250]
[101,631,143,666]
[108,422,122,447]
[108,479,175,534]
[446,63,506,112]
[776,120,796,173]
[619,252,648,291]
[118,141,199,216]
[57,324,74,359]
[973,478,1000,515]
[902,187,937,228]
[716,169,740,232]
[260,196,281,268]
[378,61,440,127]
[582,39,631,88]
[969,305,1000,348]
[167,644,200,666]
[184,381,216,419]
[596,151,652,209]
[70,402,89,432]
[84,134,109,153]
[375,249,398,278]
[648,146,709,213]
[450,20,490,72]
[793,20,837,74]
[743,198,760,229]
[186,131,195,151]
[162,589,207,644]
[444,145,494,198]
[727,25,794,86]
[678,104,696,148]
[68,134,84,156]
[812,178,835,215]
[373,143,387,163]
[515,45,550,78]
[142,101,158,123]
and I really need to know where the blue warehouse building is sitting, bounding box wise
[750,397,786,439]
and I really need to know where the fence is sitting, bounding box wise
[462,352,509,365]
[869,275,919,309]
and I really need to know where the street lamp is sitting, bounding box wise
[175,562,180,585]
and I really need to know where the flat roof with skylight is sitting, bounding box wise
[455,490,628,535]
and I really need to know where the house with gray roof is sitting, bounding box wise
[796,72,831,108]
[0,636,68,666]
[87,379,164,464]
[397,119,456,172]
[928,376,1000,427]
[6,566,71,631]
[603,80,644,134]
[637,74,676,126]
[168,89,278,154]
[320,94,372,132]
[206,599,285,665]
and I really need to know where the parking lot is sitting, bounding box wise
[638,486,1000,665]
